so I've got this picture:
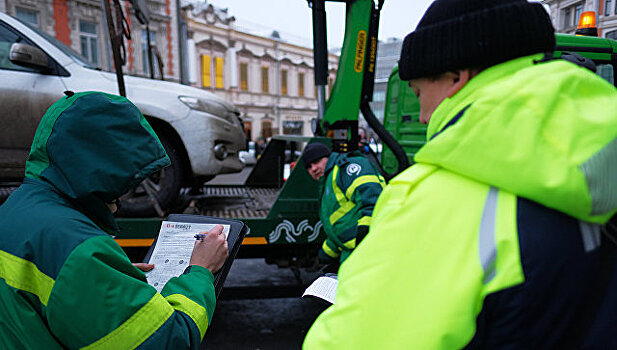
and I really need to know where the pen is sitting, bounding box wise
[194,233,206,240]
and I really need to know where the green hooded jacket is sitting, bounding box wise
[0,92,216,349]
[318,152,386,263]
[305,55,617,348]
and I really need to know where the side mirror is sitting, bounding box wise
[9,43,50,70]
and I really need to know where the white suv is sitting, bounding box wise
[0,12,246,216]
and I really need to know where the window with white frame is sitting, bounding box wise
[574,3,583,26]
[240,62,248,91]
[563,3,584,29]
[606,29,617,40]
[563,7,571,28]
[15,7,39,27]
[79,20,99,65]
[261,66,269,93]
[142,30,159,77]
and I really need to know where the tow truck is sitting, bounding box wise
[114,7,617,269]
[115,0,407,267]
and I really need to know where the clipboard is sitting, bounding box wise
[143,214,249,299]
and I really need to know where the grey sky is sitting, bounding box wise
[207,0,433,49]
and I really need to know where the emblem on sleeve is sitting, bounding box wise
[347,163,362,176]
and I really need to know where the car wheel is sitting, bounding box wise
[116,136,184,217]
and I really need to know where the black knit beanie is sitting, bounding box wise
[399,0,555,81]
[302,143,331,168]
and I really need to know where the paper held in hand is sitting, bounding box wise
[144,221,230,293]
[302,273,338,304]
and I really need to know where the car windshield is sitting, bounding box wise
[19,17,100,69]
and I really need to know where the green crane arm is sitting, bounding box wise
[310,0,408,176]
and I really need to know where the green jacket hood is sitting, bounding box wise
[415,55,617,223]
[25,91,170,230]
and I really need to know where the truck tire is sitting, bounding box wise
[116,136,184,217]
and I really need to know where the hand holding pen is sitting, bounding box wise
[189,224,228,274]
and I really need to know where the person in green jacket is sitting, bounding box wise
[305,0,617,348]
[302,143,385,265]
[0,91,228,349]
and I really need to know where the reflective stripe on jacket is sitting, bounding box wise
[304,55,617,348]
[0,92,215,349]
[318,152,385,263]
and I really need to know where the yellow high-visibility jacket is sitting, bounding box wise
[304,55,617,348]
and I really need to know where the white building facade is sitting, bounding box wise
[182,2,339,141]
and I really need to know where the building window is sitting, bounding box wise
[201,54,211,87]
[574,4,583,26]
[240,63,248,91]
[215,57,224,89]
[298,72,305,97]
[281,69,288,95]
[261,120,273,139]
[261,66,269,93]
[563,3,584,29]
[614,0,617,15]
[563,8,571,28]
[15,7,38,27]
[607,0,613,16]
[283,120,304,135]
[79,20,99,66]
[141,30,160,77]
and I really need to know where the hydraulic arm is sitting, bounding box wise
[309,0,408,175]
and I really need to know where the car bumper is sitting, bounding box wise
[172,110,245,176]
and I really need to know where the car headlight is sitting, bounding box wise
[178,95,235,124]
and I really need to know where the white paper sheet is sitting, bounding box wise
[145,221,230,293]
[302,274,338,304]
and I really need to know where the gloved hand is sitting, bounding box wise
[318,249,338,265]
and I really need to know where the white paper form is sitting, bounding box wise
[145,221,230,293]
[302,274,338,304]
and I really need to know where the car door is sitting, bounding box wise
[0,20,67,180]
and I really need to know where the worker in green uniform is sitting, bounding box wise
[305,0,617,348]
[302,143,385,265]
[0,91,228,349]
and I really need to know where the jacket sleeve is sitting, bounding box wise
[319,238,341,263]
[46,235,215,349]
[337,161,385,247]
[304,165,514,349]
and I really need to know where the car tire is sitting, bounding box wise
[116,136,184,217]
